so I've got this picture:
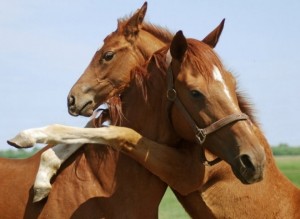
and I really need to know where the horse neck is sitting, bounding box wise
[193,125,300,218]
[136,29,168,59]
[117,27,176,144]
[120,66,179,145]
[254,126,300,192]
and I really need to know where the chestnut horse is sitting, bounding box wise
[10,28,268,219]
[1,3,172,218]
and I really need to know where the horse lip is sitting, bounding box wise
[68,101,93,117]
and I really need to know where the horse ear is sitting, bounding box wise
[124,2,147,37]
[202,19,225,48]
[170,30,188,62]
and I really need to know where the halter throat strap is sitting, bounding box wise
[166,62,249,166]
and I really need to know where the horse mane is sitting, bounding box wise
[117,17,174,44]
[236,90,260,127]
[106,96,124,125]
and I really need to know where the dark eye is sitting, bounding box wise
[190,90,204,99]
[103,51,115,61]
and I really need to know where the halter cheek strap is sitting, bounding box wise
[165,55,249,166]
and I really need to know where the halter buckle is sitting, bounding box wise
[196,128,206,145]
[167,89,177,101]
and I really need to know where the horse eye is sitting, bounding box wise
[103,51,115,61]
[190,90,204,99]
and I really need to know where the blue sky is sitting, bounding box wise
[1,0,300,149]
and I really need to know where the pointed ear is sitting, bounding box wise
[202,19,225,48]
[124,2,147,37]
[170,31,188,62]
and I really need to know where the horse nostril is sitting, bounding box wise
[68,95,75,107]
[239,154,255,171]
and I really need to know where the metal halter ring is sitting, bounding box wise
[166,89,177,101]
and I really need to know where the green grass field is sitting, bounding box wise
[275,156,300,187]
[159,155,300,218]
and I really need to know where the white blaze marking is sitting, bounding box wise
[212,65,232,101]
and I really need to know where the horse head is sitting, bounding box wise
[67,2,168,116]
[166,30,266,184]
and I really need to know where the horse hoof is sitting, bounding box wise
[33,186,52,203]
[7,133,34,148]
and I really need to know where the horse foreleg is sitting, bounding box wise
[128,141,204,195]
[7,125,142,149]
[33,143,83,202]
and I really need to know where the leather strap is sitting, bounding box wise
[195,113,249,145]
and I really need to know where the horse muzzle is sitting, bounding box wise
[67,94,94,117]
[232,153,265,184]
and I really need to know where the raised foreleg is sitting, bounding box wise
[8,124,203,196]
[8,125,142,149]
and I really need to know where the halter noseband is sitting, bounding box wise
[166,61,249,166]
